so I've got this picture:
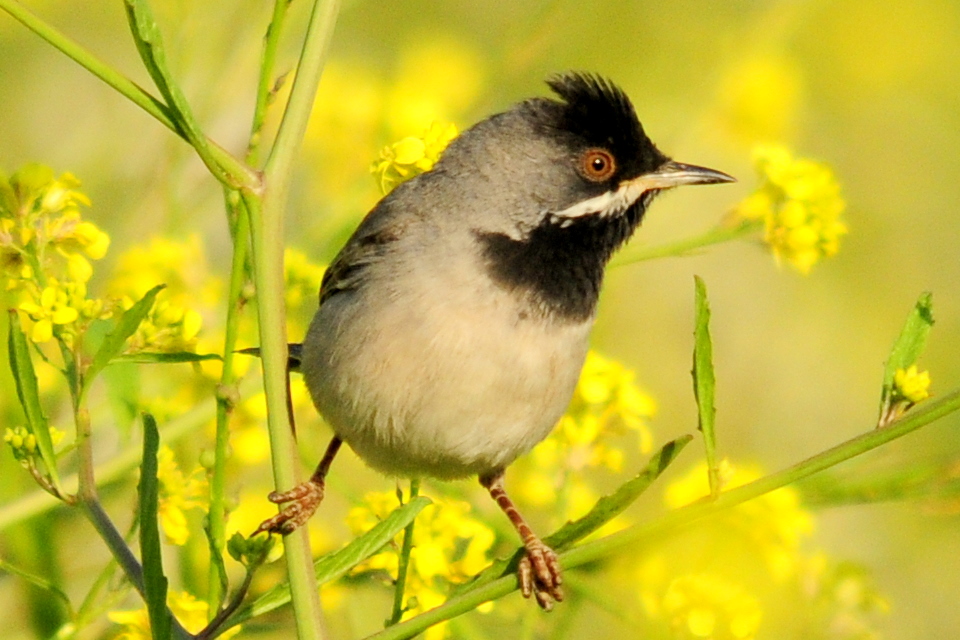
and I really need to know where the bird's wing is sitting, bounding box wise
[318,205,406,306]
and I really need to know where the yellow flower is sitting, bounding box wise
[347,490,495,637]
[18,280,83,343]
[662,573,763,640]
[893,365,931,403]
[665,461,814,580]
[371,121,459,194]
[733,145,847,274]
[109,590,240,639]
[156,446,208,545]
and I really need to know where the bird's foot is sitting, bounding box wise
[252,479,325,536]
[518,539,564,611]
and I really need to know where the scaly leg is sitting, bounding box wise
[253,436,342,536]
[480,470,563,610]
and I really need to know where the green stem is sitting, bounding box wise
[611,219,762,267]
[0,0,260,192]
[247,1,340,637]
[0,378,260,533]
[206,202,251,612]
[263,0,341,182]
[388,479,420,626]
[363,388,960,640]
[245,190,325,640]
[247,0,292,168]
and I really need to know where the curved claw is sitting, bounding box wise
[252,479,325,536]
[518,541,564,611]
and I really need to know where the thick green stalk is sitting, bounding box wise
[248,0,340,638]
[364,388,960,640]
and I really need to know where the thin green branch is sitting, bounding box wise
[364,388,960,640]
[248,0,292,168]
[0,0,175,130]
[0,0,260,192]
[263,0,341,183]
[0,378,260,533]
[388,479,420,626]
[206,199,251,612]
[611,219,762,267]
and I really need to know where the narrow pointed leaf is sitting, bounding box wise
[86,284,164,386]
[880,292,934,412]
[223,495,431,629]
[692,276,719,497]
[138,413,171,640]
[122,0,227,183]
[7,311,60,488]
[546,435,693,550]
[115,352,222,364]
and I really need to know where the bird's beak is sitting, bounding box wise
[627,160,736,191]
[551,160,735,221]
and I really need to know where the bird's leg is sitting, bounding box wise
[480,470,564,610]
[253,436,342,536]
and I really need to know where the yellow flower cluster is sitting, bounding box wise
[371,121,459,194]
[516,351,656,525]
[665,461,813,580]
[1,165,112,343]
[109,590,240,640]
[108,236,215,354]
[347,490,495,639]
[3,425,65,463]
[633,460,886,638]
[893,364,931,404]
[156,446,208,546]
[734,145,847,274]
[661,573,763,640]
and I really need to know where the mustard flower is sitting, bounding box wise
[893,365,931,403]
[156,446,208,545]
[662,573,763,640]
[665,461,813,580]
[371,121,459,194]
[347,490,495,637]
[109,590,240,639]
[733,145,847,274]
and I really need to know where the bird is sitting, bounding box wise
[253,72,734,610]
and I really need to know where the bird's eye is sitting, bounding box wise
[579,149,617,182]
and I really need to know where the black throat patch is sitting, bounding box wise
[475,201,648,322]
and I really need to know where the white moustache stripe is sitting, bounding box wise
[552,179,649,220]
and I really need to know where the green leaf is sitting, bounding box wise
[7,311,60,488]
[115,351,223,364]
[122,0,227,183]
[86,284,164,387]
[546,435,694,550]
[880,292,934,412]
[223,495,432,630]
[692,276,719,498]
[138,413,171,640]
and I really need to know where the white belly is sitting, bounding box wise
[300,275,592,479]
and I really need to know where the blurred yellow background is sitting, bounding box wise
[1,0,959,638]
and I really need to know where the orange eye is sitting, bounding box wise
[579,148,616,182]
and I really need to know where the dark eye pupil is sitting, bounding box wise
[592,157,606,171]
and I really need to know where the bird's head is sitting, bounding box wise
[425,72,735,321]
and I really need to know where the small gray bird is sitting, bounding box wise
[255,72,734,609]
